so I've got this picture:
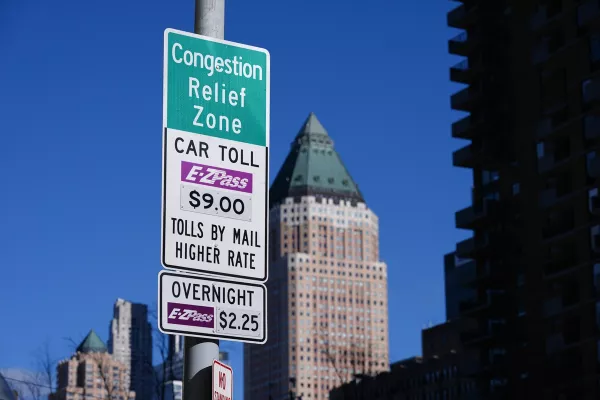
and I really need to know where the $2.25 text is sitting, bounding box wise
[219,310,259,332]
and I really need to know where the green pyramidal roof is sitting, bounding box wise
[270,113,364,207]
[77,330,107,353]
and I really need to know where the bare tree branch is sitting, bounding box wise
[40,340,55,394]
[23,371,44,400]
[147,303,172,400]
[4,376,24,400]
[62,337,80,353]
[320,331,344,384]
[93,354,116,400]
[29,339,57,397]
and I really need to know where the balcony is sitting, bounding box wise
[452,115,476,139]
[589,190,600,215]
[459,298,488,313]
[546,333,565,354]
[543,248,578,277]
[536,118,553,139]
[466,261,492,287]
[532,38,550,64]
[587,153,600,178]
[451,86,479,111]
[455,200,496,230]
[584,116,600,140]
[456,235,489,258]
[448,31,470,56]
[452,144,476,168]
[540,187,558,208]
[543,296,563,317]
[448,3,477,29]
[531,5,548,30]
[583,78,600,106]
[450,59,471,83]
[578,0,600,27]
[448,4,467,28]
[538,154,556,174]
[591,227,600,253]
[531,4,563,31]
[459,291,505,317]
[456,237,475,257]
[542,212,574,240]
[539,186,572,209]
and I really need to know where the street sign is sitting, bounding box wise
[158,270,267,344]
[161,28,270,282]
[212,360,233,400]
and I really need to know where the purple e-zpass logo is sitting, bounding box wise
[181,161,252,194]
[167,302,215,329]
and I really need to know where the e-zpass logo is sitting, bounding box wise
[180,161,252,193]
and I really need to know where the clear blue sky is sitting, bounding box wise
[0,0,470,399]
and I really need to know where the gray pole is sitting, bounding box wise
[182,2,225,400]
[194,0,225,39]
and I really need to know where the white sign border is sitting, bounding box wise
[157,270,268,344]
[160,28,271,283]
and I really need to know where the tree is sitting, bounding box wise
[92,353,118,400]
[34,339,56,397]
[3,375,24,400]
[63,334,121,400]
[147,305,173,400]
[320,322,375,400]
[321,334,371,384]
[22,339,58,400]
[23,371,44,400]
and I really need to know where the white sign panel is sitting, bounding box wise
[212,360,233,400]
[158,270,267,344]
[161,128,268,281]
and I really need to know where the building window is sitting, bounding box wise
[512,183,520,195]
[482,170,499,185]
[583,78,600,106]
[537,142,545,158]
[484,191,500,201]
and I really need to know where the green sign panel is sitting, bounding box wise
[163,29,270,147]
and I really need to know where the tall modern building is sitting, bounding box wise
[52,330,135,400]
[447,0,600,398]
[244,113,390,400]
[108,299,153,400]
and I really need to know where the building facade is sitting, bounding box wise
[244,113,390,400]
[52,330,135,400]
[330,322,477,400]
[161,382,181,400]
[107,299,153,400]
[448,0,600,398]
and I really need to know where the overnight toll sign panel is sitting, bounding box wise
[158,270,267,344]
[162,128,267,281]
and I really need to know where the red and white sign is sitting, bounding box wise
[212,360,233,400]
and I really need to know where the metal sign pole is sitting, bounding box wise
[182,5,225,400]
